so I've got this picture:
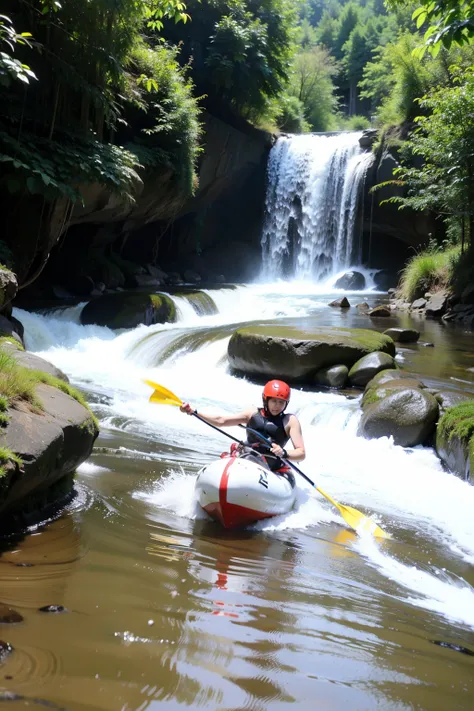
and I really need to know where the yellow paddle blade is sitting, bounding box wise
[143,379,183,407]
[316,485,390,539]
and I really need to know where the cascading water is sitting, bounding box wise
[261,132,374,281]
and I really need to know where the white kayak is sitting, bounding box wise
[195,454,297,529]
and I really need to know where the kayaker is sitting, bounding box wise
[180,379,305,471]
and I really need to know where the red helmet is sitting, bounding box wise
[262,380,291,402]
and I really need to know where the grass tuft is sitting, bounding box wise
[398,246,460,302]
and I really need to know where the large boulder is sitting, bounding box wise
[1,384,98,516]
[358,388,439,447]
[227,325,395,383]
[348,351,396,387]
[435,401,474,482]
[80,291,177,328]
[334,271,366,290]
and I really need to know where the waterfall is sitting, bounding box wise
[261,132,374,281]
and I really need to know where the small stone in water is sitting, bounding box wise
[38,605,67,614]
[148,620,154,626]
[0,605,23,624]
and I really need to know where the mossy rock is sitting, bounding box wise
[348,351,396,388]
[227,324,395,383]
[176,291,218,316]
[80,292,177,329]
[362,379,425,410]
[359,388,439,447]
[436,401,474,482]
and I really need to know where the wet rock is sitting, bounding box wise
[132,274,162,288]
[411,298,427,310]
[383,327,420,343]
[329,297,350,308]
[334,271,365,290]
[362,378,426,409]
[183,270,201,283]
[359,388,439,447]
[368,305,391,318]
[420,341,435,347]
[348,351,396,388]
[434,389,473,415]
[0,605,23,624]
[0,641,13,662]
[51,285,74,300]
[1,342,69,382]
[80,292,176,328]
[38,605,67,614]
[388,288,397,299]
[425,291,448,319]
[356,302,369,311]
[366,369,425,389]
[435,401,474,482]
[0,315,23,346]
[359,129,378,148]
[313,364,348,389]
[461,285,474,304]
[227,324,395,383]
[373,270,396,291]
[69,275,95,297]
[0,267,18,308]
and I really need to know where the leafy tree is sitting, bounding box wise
[162,0,297,122]
[385,68,474,248]
[390,0,474,57]
[289,46,339,129]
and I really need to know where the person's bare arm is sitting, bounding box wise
[270,415,306,462]
[180,403,253,428]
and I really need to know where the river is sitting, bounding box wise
[1,276,473,710]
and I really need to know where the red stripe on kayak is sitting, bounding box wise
[219,456,234,510]
[215,457,274,529]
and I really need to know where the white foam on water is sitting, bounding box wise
[13,283,474,629]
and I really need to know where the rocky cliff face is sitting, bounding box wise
[5,113,272,299]
[359,129,436,279]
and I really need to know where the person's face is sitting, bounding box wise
[266,397,287,415]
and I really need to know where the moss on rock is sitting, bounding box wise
[228,324,395,384]
[436,401,474,481]
[81,291,177,328]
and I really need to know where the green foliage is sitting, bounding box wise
[0,346,99,433]
[0,446,22,477]
[0,1,200,203]
[438,400,474,446]
[387,67,474,246]
[287,46,339,131]
[266,93,310,133]
[409,0,474,58]
[397,245,460,301]
[125,40,201,195]
[337,113,371,130]
[0,125,142,202]
[162,0,297,122]
[0,13,36,86]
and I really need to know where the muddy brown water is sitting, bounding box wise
[1,297,474,710]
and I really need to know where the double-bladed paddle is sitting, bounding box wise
[143,379,390,539]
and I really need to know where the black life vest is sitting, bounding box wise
[246,409,290,449]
